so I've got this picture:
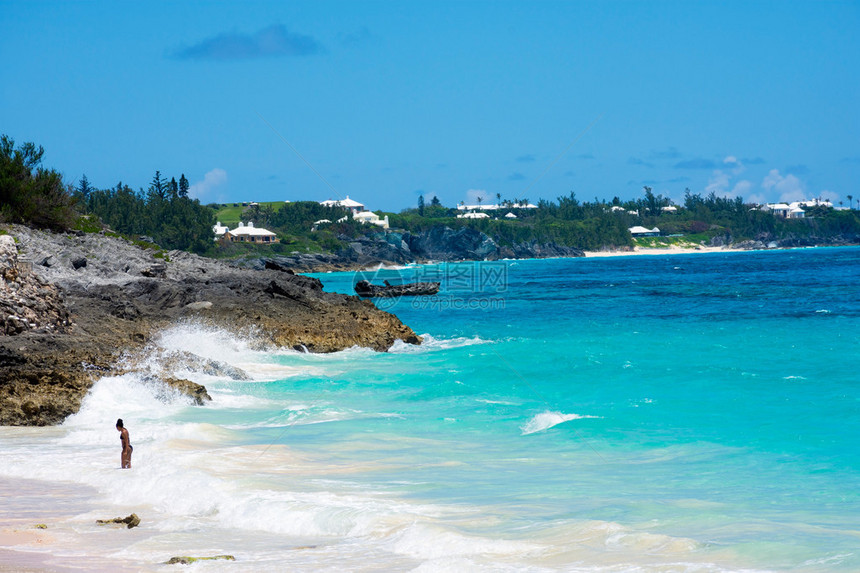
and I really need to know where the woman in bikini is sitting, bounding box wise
[116,418,133,469]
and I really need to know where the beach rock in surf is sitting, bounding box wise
[159,377,212,405]
[0,225,422,426]
[97,513,140,529]
[165,555,235,565]
[158,351,251,380]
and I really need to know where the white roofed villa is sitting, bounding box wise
[221,221,279,244]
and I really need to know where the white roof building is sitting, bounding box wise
[504,212,518,219]
[457,212,490,219]
[213,221,229,236]
[320,196,365,215]
[354,210,390,229]
[223,221,279,244]
[765,203,792,217]
[629,225,660,236]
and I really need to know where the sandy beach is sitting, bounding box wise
[0,476,132,573]
[584,245,748,257]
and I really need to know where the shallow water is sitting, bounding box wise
[1,248,858,571]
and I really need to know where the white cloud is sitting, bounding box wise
[747,192,768,205]
[820,190,838,202]
[418,191,439,206]
[762,169,804,202]
[704,155,751,197]
[704,170,730,195]
[189,168,228,201]
[731,180,752,198]
[465,188,490,204]
[723,155,745,176]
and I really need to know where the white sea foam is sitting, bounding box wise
[389,334,492,353]
[154,320,263,362]
[386,523,541,559]
[520,411,599,435]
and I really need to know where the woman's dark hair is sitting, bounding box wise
[116,418,123,428]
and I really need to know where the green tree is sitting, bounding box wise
[149,170,168,200]
[643,186,659,216]
[76,174,94,198]
[178,174,190,197]
[418,195,425,216]
[0,135,76,230]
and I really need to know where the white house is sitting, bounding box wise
[788,206,806,219]
[354,210,390,229]
[222,221,279,244]
[629,225,660,237]
[765,203,792,218]
[504,212,518,219]
[457,212,490,219]
[213,221,229,237]
[320,196,365,215]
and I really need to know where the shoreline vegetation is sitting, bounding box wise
[3,134,859,271]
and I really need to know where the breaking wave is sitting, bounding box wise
[520,411,600,435]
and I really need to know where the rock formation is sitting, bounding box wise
[0,226,421,426]
[96,513,141,529]
[236,226,585,272]
[165,555,235,565]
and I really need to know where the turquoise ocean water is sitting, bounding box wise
[1,248,858,571]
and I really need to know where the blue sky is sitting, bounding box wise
[2,1,858,211]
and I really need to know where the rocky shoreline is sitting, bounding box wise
[236,226,587,273]
[232,225,860,273]
[0,226,420,426]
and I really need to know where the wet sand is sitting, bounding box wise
[0,477,132,573]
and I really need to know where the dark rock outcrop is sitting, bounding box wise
[235,227,585,272]
[166,555,235,565]
[160,377,212,405]
[354,280,441,298]
[1,226,421,426]
[97,513,140,529]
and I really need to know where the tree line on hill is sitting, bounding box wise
[388,188,860,250]
[0,135,76,231]
[1,135,215,253]
[3,135,859,257]
[80,171,214,254]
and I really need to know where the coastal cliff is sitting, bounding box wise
[0,226,420,426]
[237,226,586,272]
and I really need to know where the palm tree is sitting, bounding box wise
[847,195,853,210]
[496,192,501,206]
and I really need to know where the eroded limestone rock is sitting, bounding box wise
[97,513,140,529]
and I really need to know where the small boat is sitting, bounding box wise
[354,280,440,298]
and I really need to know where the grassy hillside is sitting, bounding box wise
[213,201,287,227]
